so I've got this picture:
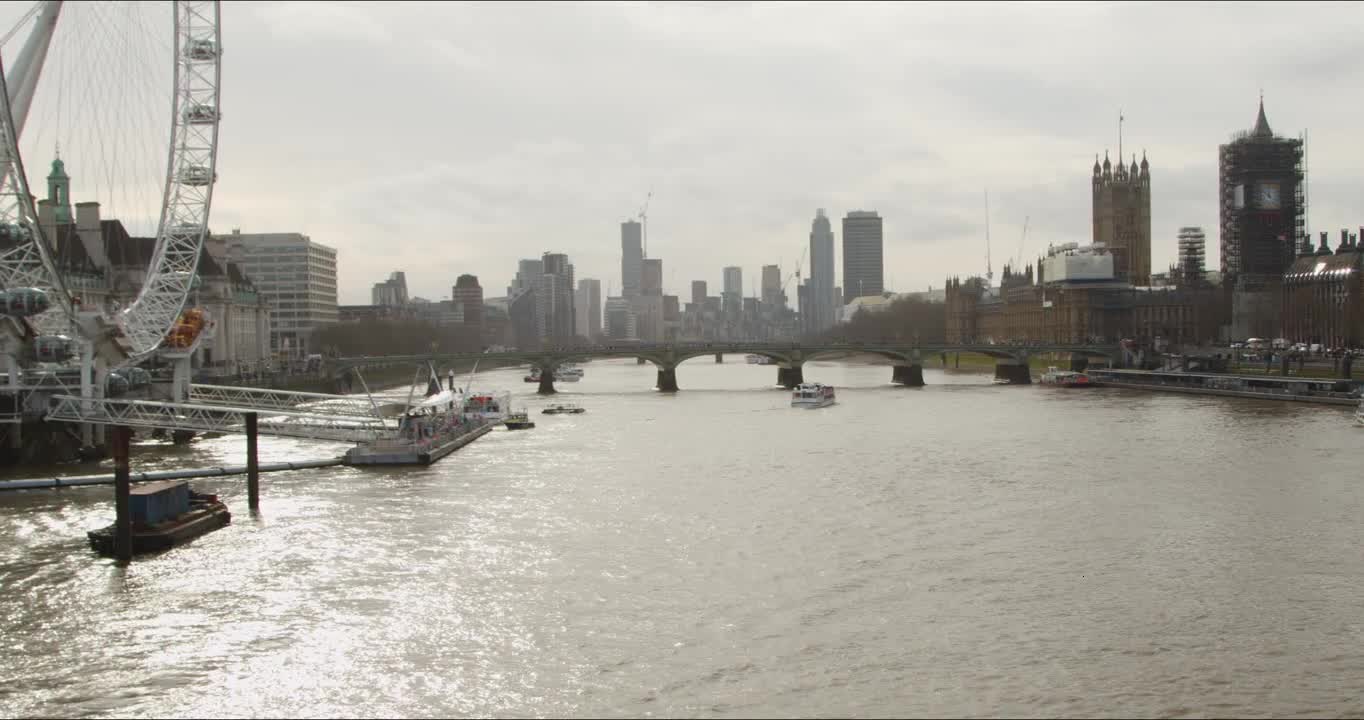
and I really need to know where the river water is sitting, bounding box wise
[2,358,1363,718]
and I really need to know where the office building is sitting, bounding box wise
[452,274,483,328]
[604,296,637,340]
[540,252,576,341]
[224,231,338,357]
[691,280,707,307]
[575,278,601,340]
[371,271,408,306]
[761,264,782,308]
[842,210,884,303]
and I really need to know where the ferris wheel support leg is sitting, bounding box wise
[171,355,192,404]
[79,342,93,447]
[4,354,19,450]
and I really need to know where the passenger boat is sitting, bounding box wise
[463,391,511,422]
[791,382,836,408]
[87,482,230,557]
[503,411,536,430]
[542,403,586,415]
[1039,366,1098,387]
[746,354,774,365]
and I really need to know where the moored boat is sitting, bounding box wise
[1039,366,1098,387]
[504,411,536,430]
[87,482,230,557]
[791,382,836,409]
[542,403,586,415]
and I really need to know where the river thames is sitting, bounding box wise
[2,358,1363,717]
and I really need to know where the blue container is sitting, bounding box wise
[129,481,191,525]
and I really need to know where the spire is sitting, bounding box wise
[1102,150,1111,177]
[1093,154,1101,175]
[1140,150,1149,173]
[1251,94,1273,138]
[46,154,71,224]
[1130,155,1138,177]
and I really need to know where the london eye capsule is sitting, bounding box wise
[105,371,130,397]
[184,38,219,61]
[178,164,216,186]
[123,367,151,389]
[33,335,74,363]
[183,103,219,124]
[0,222,32,245]
[1,287,51,317]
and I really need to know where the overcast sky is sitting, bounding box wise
[6,1,1364,305]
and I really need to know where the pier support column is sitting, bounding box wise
[892,365,925,387]
[112,426,132,563]
[1343,354,1354,379]
[1069,355,1089,373]
[6,354,20,450]
[994,361,1032,384]
[715,353,723,363]
[246,412,260,512]
[954,352,960,369]
[636,357,647,365]
[537,366,556,395]
[777,365,804,389]
[655,366,679,393]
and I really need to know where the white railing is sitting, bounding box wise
[46,395,392,442]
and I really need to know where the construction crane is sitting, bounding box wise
[783,244,808,295]
[638,189,653,259]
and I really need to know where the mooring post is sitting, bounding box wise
[245,412,260,512]
[112,425,132,563]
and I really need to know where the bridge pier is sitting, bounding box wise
[637,357,647,365]
[993,361,1032,385]
[537,367,556,395]
[1069,355,1089,373]
[892,364,924,387]
[656,366,679,392]
[715,353,722,363]
[777,365,804,389]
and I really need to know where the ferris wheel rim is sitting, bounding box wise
[116,0,222,364]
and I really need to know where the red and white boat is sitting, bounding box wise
[1039,366,1098,388]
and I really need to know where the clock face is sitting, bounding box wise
[1258,183,1281,209]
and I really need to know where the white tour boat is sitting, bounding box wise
[791,382,836,409]
[1039,366,1099,388]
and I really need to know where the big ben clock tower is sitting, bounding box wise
[1218,97,1304,281]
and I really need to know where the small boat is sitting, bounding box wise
[791,382,836,409]
[1039,366,1098,388]
[463,391,511,422]
[542,403,586,415]
[746,354,774,365]
[87,483,230,557]
[503,411,536,430]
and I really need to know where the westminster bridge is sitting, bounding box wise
[329,342,1122,394]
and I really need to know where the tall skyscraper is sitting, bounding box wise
[808,209,836,331]
[452,274,483,328]
[1219,99,1303,280]
[841,211,884,303]
[540,252,575,340]
[722,266,742,297]
[1092,149,1152,285]
[761,264,782,308]
[575,278,601,339]
[621,220,643,299]
[691,280,707,307]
